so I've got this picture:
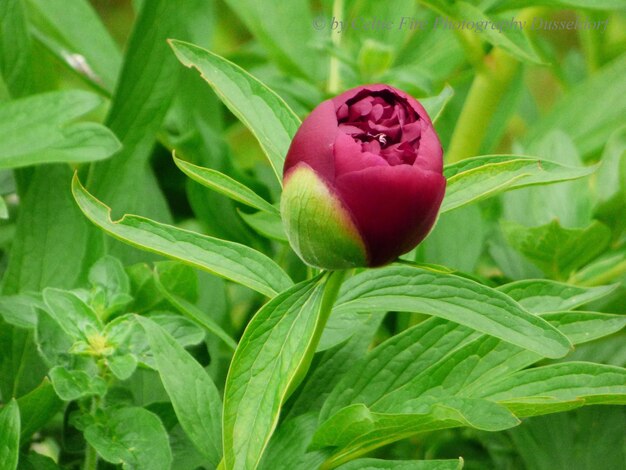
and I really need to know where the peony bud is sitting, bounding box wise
[281,84,446,269]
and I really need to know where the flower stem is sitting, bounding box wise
[446,47,520,163]
[328,0,344,93]
[446,9,536,163]
[83,399,99,470]
[285,270,346,398]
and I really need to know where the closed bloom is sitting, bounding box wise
[281,84,446,269]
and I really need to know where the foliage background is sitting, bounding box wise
[0,0,625,469]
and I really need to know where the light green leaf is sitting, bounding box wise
[313,399,517,466]
[223,276,327,470]
[170,40,301,183]
[336,458,464,470]
[525,55,626,157]
[42,288,102,340]
[419,84,454,124]
[502,220,611,279]
[332,266,571,358]
[498,280,618,313]
[174,156,278,214]
[0,399,20,470]
[25,0,122,92]
[72,174,293,297]
[137,316,222,467]
[0,294,41,329]
[239,210,287,242]
[542,312,626,345]
[49,366,106,401]
[479,362,626,416]
[84,407,172,470]
[442,155,596,213]
[455,2,542,64]
[0,90,120,169]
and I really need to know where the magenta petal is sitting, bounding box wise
[335,166,446,266]
[284,99,338,183]
[414,124,443,173]
[333,133,387,177]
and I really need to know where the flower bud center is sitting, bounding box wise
[336,90,422,166]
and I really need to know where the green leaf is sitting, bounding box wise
[259,413,327,470]
[318,308,625,459]
[84,407,172,470]
[3,165,105,294]
[88,255,133,318]
[442,155,596,213]
[49,366,106,401]
[454,2,542,64]
[221,0,319,79]
[16,378,62,439]
[137,316,222,467]
[542,312,626,345]
[0,0,35,96]
[42,288,102,340]
[174,156,278,214]
[313,399,518,465]
[0,399,20,470]
[0,294,41,329]
[153,266,237,350]
[504,406,626,470]
[239,210,287,242]
[502,220,611,279]
[420,84,454,124]
[87,0,210,253]
[525,55,626,157]
[72,174,293,297]
[170,40,301,183]
[332,266,571,358]
[25,0,122,92]
[0,90,120,169]
[479,362,626,416]
[223,276,327,470]
[497,280,618,313]
[336,458,464,470]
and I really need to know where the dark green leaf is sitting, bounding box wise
[0,399,20,470]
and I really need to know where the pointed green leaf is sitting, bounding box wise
[137,316,222,467]
[479,362,626,416]
[72,174,293,297]
[0,399,20,470]
[498,280,618,313]
[442,155,596,213]
[223,276,327,470]
[174,156,278,214]
[336,458,463,470]
[170,40,301,183]
[0,90,120,169]
[333,266,571,358]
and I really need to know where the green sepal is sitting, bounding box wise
[281,165,367,269]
